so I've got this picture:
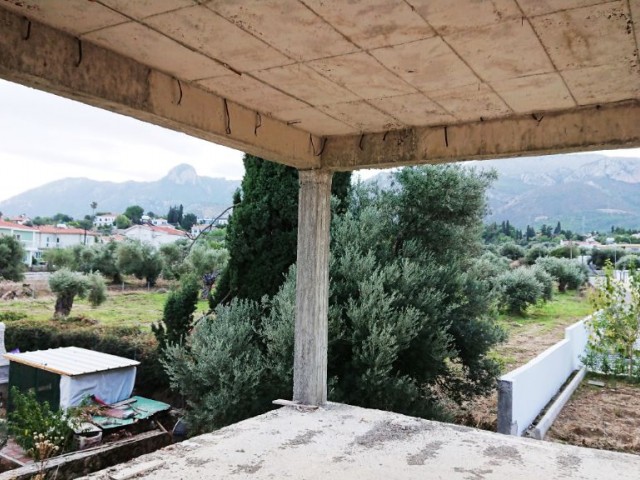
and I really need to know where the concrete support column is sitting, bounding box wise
[293,169,332,406]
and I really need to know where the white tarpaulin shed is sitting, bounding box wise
[5,346,139,409]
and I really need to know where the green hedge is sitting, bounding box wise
[5,320,166,395]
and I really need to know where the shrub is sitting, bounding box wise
[0,235,25,281]
[616,254,639,270]
[499,243,525,261]
[524,244,548,265]
[152,274,199,353]
[531,266,554,302]
[8,387,74,459]
[535,257,587,292]
[498,268,543,315]
[549,245,580,259]
[164,300,266,432]
[586,261,640,378]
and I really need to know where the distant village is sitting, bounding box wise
[0,207,229,266]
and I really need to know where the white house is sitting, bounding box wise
[94,213,117,227]
[151,218,169,226]
[37,225,97,249]
[123,224,186,247]
[0,219,40,265]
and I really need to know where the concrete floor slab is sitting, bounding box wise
[82,403,640,480]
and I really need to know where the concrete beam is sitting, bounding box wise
[322,101,640,170]
[293,169,332,406]
[0,8,318,169]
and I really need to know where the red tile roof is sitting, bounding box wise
[0,219,38,231]
[37,226,97,235]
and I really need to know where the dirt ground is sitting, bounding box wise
[547,378,640,455]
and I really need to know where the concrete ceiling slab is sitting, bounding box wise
[320,101,401,132]
[445,19,554,81]
[369,93,456,126]
[0,0,126,36]
[197,74,307,114]
[409,0,521,35]
[257,63,358,106]
[1,0,639,168]
[84,22,230,82]
[206,0,357,62]
[430,84,512,122]
[562,64,640,105]
[271,106,354,136]
[517,0,606,17]
[307,52,416,100]
[531,1,635,70]
[371,37,479,93]
[302,0,434,50]
[493,73,576,113]
[145,5,291,73]
[98,0,194,20]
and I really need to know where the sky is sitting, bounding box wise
[1,78,639,202]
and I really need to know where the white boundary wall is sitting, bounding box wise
[497,317,590,436]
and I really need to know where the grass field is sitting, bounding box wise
[0,290,210,329]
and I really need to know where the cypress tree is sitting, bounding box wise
[211,154,351,307]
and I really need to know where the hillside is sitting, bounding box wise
[368,153,640,233]
[0,164,240,218]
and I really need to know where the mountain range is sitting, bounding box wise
[0,164,240,219]
[1,154,639,233]
[367,153,640,233]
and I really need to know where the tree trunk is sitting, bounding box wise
[54,293,75,318]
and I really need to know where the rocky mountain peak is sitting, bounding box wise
[164,164,199,185]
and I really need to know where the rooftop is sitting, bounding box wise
[4,346,140,376]
[81,403,640,480]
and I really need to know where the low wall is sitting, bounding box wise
[0,430,170,480]
[498,317,590,436]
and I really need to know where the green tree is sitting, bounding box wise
[0,236,25,281]
[49,269,106,318]
[124,205,144,225]
[180,213,198,231]
[211,154,351,306]
[90,201,98,218]
[587,261,640,377]
[498,268,543,315]
[115,214,132,229]
[117,241,163,286]
[152,274,199,353]
[167,165,505,432]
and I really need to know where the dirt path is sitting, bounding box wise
[547,379,640,454]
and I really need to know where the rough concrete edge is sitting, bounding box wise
[531,366,587,441]
[0,430,169,480]
[497,379,516,435]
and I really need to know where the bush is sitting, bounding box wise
[164,300,267,432]
[535,257,587,292]
[590,248,623,268]
[152,274,199,353]
[531,266,554,302]
[616,254,639,270]
[524,244,548,265]
[498,268,543,315]
[499,243,525,260]
[549,245,580,259]
[0,235,25,281]
[8,387,74,459]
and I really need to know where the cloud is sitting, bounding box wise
[0,79,245,201]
